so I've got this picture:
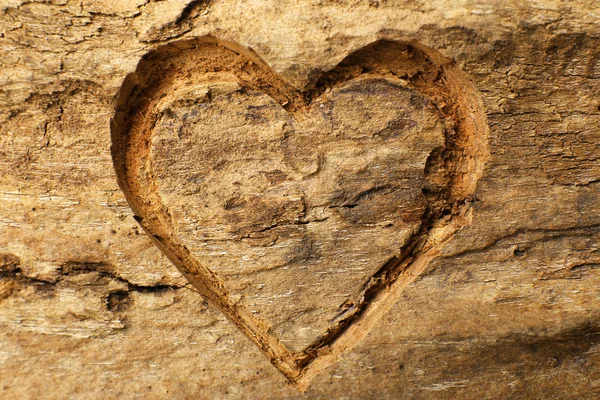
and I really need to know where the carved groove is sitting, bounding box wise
[111,36,488,387]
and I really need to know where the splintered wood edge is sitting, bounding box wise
[110,35,489,388]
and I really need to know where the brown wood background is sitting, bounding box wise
[1,1,600,398]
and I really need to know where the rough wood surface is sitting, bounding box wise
[1,1,600,398]
[154,75,443,352]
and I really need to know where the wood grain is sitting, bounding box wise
[1,1,599,398]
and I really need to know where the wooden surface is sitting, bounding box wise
[1,1,600,398]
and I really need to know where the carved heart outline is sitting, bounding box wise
[111,36,488,388]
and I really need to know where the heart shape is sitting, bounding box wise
[111,36,488,386]
[152,75,444,353]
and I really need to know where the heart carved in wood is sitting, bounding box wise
[111,36,488,388]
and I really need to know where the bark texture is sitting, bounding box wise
[1,1,600,398]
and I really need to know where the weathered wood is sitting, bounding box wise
[1,1,600,398]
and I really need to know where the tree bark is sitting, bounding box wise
[1,1,600,398]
